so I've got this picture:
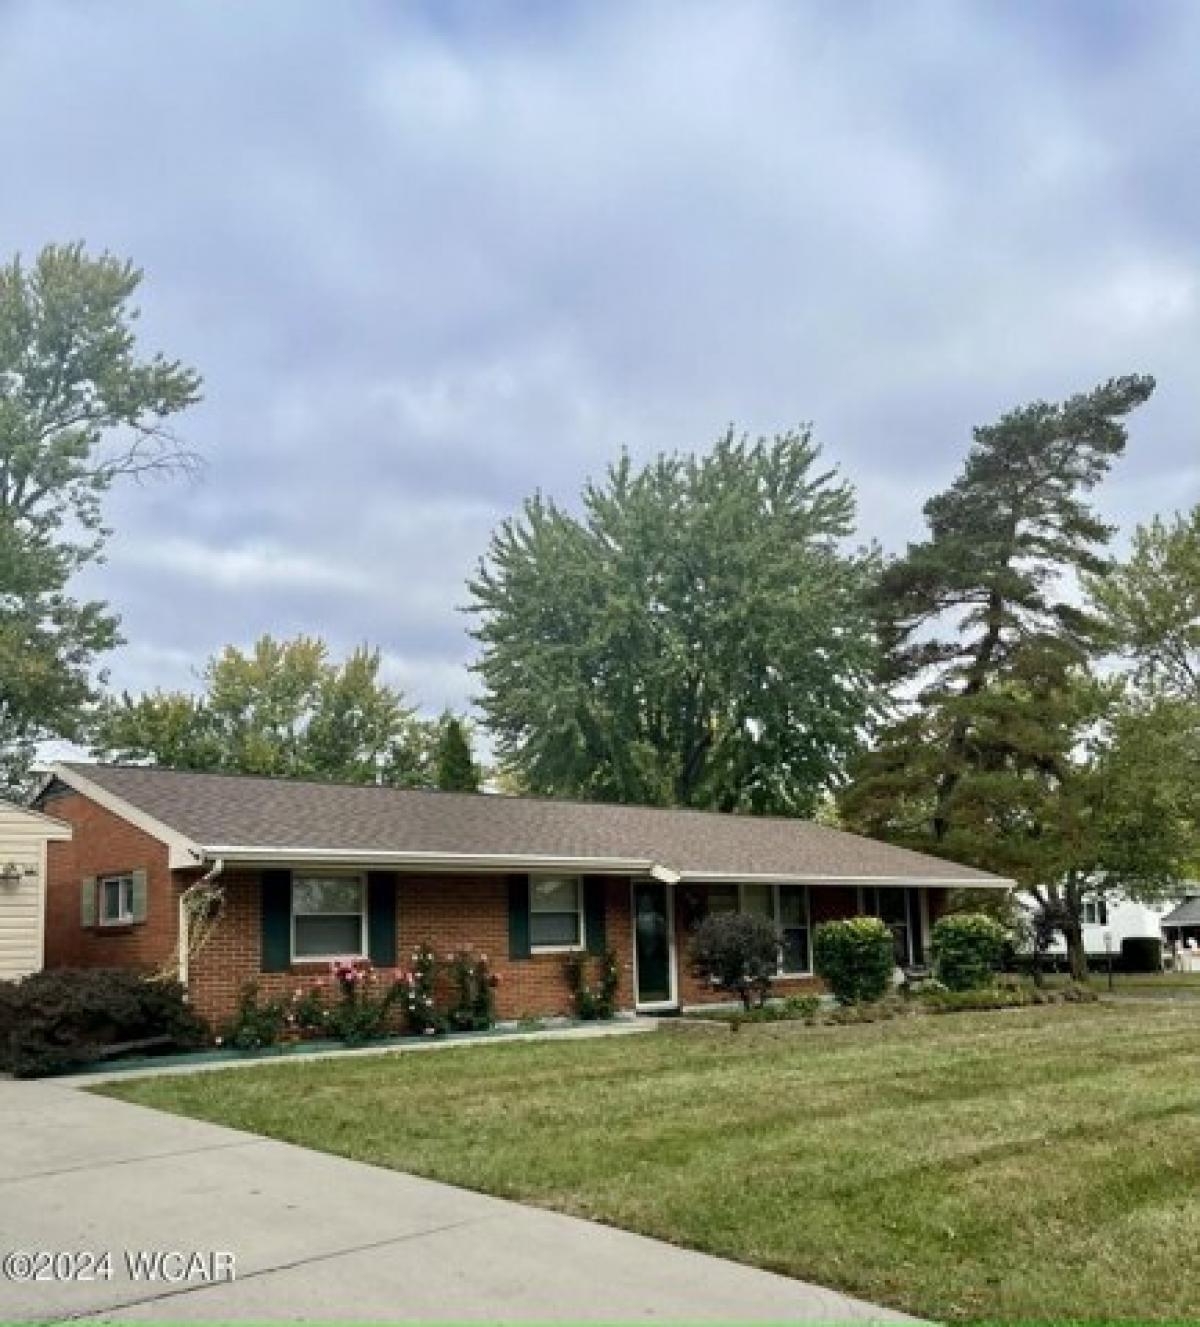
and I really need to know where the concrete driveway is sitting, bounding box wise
[0,1076,913,1322]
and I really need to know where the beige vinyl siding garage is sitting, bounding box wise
[0,802,72,980]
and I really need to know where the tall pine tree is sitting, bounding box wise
[840,376,1161,978]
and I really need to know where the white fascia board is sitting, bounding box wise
[676,871,1016,889]
[197,849,1012,888]
[199,846,656,875]
[45,764,203,869]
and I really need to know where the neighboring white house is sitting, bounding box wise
[1020,889,1194,960]
[0,801,72,980]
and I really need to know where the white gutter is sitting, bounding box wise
[198,846,1012,888]
[199,846,658,874]
[676,871,1016,889]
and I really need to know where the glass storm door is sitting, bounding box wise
[633,881,674,1007]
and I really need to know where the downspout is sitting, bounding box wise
[179,858,224,987]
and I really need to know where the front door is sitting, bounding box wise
[633,880,675,1008]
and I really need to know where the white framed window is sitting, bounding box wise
[291,873,367,960]
[530,876,584,951]
[99,874,134,926]
[1082,899,1109,926]
[862,886,912,967]
[704,883,812,976]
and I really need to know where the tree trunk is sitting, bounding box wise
[1030,937,1045,988]
[1063,917,1088,983]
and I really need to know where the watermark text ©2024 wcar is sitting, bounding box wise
[2,1249,236,1285]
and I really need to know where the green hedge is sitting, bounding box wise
[0,968,207,1078]
[813,917,894,1004]
[930,913,1008,991]
[1120,936,1163,973]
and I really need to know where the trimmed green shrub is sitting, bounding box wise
[813,917,894,1004]
[0,968,207,1078]
[690,912,781,1009]
[1121,936,1163,973]
[930,913,1008,991]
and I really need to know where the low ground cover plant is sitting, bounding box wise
[0,968,206,1077]
[714,994,821,1027]
[812,916,894,1003]
[919,983,1097,1013]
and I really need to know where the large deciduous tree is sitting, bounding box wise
[838,376,1176,979]
[1085,505,1200,891]
[0,242,201,790]
[92,633,477,788]
[469,428,881,815]
[1087,504,1200,703]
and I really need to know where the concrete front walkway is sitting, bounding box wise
[0,1077,914,1323]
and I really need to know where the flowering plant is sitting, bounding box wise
[281,960,401,1045]
[448,949,497,1031]
[331,958,368,993]
[563,948,621,1020]
[397,942,442,1035]
[290,984,328,1033]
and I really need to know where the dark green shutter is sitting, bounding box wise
[583,876,607,955]
[367,871,398,966]
[261,869,292,972]
[507,874,531,960]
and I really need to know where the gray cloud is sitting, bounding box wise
[1,0,1197,720]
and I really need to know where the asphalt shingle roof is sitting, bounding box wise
[1161,896,1200,928]
[56,762,1008,884]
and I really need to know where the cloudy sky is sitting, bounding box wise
[2,0,1197,720]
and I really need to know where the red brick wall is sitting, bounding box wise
[39,790,177,973]
[188,871,635,1028]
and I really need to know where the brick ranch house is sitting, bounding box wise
[33,762,1011,1026]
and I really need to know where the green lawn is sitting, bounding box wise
[1047,970,1200,996]
[99,1003,1200,1322]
